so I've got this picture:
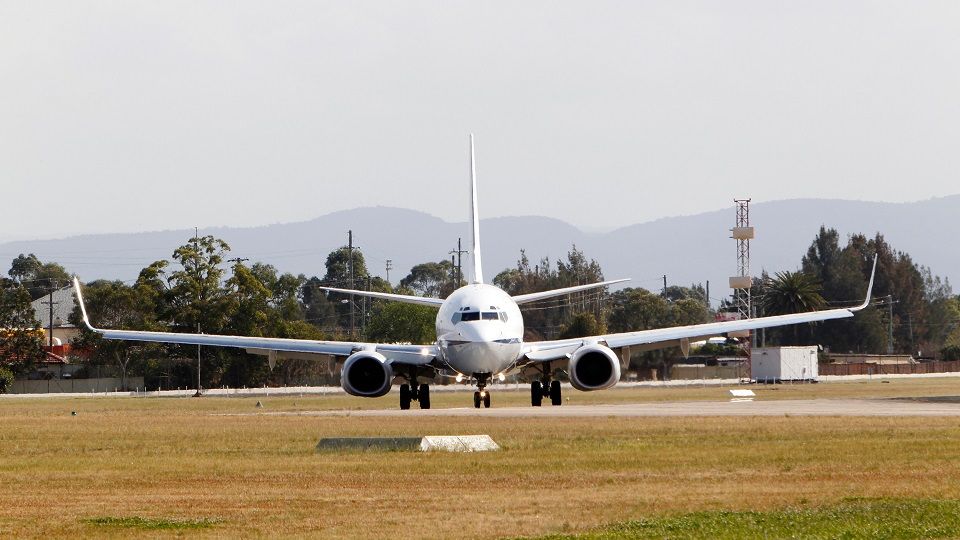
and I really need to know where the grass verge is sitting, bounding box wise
[535,498,960,540]
[84,516,220,530]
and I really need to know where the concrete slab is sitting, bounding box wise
[316,437,424,451]
[316,435,499,452]
[420,435,499,452]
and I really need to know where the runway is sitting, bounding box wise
[245,397,960,418]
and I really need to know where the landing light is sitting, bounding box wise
[497,373,505,382]
[480,391,487,397]
[455,374,464,383]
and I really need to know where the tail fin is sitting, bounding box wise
[469,134,484,284]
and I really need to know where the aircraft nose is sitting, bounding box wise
[458,323,501,343]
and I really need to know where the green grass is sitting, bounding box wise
[536,498,960,540]
[84,516,220,530]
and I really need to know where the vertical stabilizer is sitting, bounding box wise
[469,134,484,284]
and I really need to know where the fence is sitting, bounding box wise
[9,377,146,394]
[669,365,744,380]
[819,361,960,376]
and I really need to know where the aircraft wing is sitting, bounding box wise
[72,278,438,366]
[316,286,444,307]
[511,279,630,305]
[521,257,877,362]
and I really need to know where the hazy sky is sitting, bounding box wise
[2,1,958,242]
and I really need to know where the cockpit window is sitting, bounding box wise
[454,310,508,324]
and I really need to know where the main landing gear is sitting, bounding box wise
[530,363,562,406]
[399,383,430,410]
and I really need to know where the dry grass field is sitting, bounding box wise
[2,378,960,538]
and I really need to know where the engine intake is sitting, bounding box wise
[568,344,620,391]
[341,351,393,397]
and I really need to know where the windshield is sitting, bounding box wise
[453,311,506,324]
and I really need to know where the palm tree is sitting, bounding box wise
[761,271,826,345]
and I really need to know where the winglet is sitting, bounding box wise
[72,277,97,331]
[850,255,878,312]
[469,134,484,284]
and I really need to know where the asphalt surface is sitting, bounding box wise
[245,398,960,418]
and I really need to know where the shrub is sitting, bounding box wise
[942,345,960,361]
[0,367,14,394]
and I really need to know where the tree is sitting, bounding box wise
[165,235,232,333]
[367,303,436,344]
[761,270,825,345]
[322,247,370,330]
[301,276,337,331]
[607,288,670,334]
[558,312,604,339]
[494,246,608,339]
[0,366,13,393]
[8,253,71,300]
[0,284,45,374]
[669,298,710,327]
[400,260,456,298]
[69,280,163,390]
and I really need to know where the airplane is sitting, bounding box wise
[72,135,877,410]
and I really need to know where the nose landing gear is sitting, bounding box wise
[473,390,491,408]
[472,373,492,408]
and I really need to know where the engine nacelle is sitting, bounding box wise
[341,351,393,397]
[568,344,621,391]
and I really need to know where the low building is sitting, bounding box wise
[752,346,819,382]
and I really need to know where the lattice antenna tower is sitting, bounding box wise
[731,199,753,322]
[728,199,754,381]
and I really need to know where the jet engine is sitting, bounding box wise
[568,344,620,391]
[341,351,393,397]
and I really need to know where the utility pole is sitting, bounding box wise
[451,255,457,290]
[40,281,59,348]
[194,227,202,397]
[449,237,467,287]
[348,230,354,340]
[385,259,393,285]
[662,275,667,298]
[344,231,364,340]
[361,276,370,340]
[705,280,710,310]
[887,294,894,355]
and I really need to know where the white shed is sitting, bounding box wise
[751,346,818,382]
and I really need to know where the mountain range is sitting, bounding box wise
[1,196,957,306]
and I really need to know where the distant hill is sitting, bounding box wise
[1,196,957,306]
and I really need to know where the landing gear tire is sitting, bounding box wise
[418,384,431,409]
[530,381,543,407]
[399,384,411,410]
[550,380,562,406]
[473,391,481,408]
[483,392,491,408]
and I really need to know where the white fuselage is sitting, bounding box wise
[435,283,524,377]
